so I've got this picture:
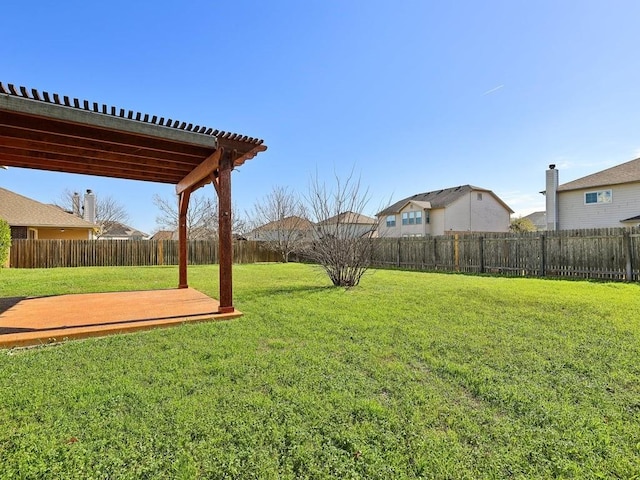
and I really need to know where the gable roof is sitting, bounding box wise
[378,185,514,215]
[557,157,640,192]
[150,230,177,241]
[316,211,377,226]
[621,214,640,223]
[101,221,149,239]
[253,216,314,232]
[0,187,97,229]
[523,211,547,229]
[523,211,546,223]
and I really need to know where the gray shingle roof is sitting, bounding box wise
[253,216,314,232]
[523,211,547,229]
[378,185,513,215]
[101,221,149,239]
[558,157,640,192]
[150,230,177,241]
[316,211,377,226]
[0,187,97,229]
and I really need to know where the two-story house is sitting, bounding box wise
[377,185,513,237]
[544,158,640,230]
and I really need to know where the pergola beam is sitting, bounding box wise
[0,125,208,164]
[176,148,222,195]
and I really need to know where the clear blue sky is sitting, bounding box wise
[2,0,640,234]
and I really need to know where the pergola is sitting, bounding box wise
[0,82,266,317]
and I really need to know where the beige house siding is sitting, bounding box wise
[558,182,640,229]
[442,195,471,232]
[35,228,93,240]
[470,191,511,232]
[430,209,445,236]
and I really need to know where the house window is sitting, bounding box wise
[477,193,483,201]
[585,190,612,205]
[402,211,423,225]
[386,215,396,227]
[425,211,430,224]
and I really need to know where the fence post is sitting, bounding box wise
[454,234,460,272]
[540,234,546,277]
[396,239,401,268]
[433,237,437,269]
[157,240,164,266]
[623,230,633,281]
[479,236,484,273]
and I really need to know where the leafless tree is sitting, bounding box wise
[247,186,310,262]
[55,189,129,238]
[305,171,380,287]
[153,192,218,239]
[153,191,246,240]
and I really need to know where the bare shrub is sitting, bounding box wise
[305,172,379,287]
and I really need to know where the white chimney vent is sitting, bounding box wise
[84,189,96,224]
[545,166,559,230]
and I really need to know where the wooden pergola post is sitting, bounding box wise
[178,190,191,288]
[217,150,234,313]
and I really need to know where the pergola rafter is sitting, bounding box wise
[0,82,266,313]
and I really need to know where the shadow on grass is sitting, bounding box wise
[250,285,336,297]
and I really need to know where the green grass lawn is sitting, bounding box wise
[1,264,640,479]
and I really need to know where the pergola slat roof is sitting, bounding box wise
[0,82,266,184]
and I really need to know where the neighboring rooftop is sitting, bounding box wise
[378,185,513,215]
[557,157,640,192]
[0,187,97,229]
[316,211,377,225]
[621,214,640,223]
[523,211,547,230]
[150,230,177,241]
[100,221,149,239]
[252,216,314,231]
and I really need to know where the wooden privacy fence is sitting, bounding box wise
[371,227,640,281]
[9,228,640,282]
[9,239,281,268]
